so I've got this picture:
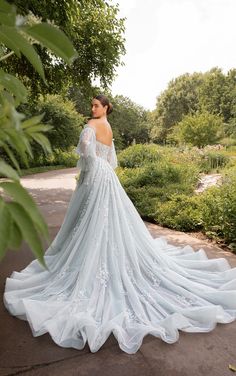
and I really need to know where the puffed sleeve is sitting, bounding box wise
[75,126,97,171]
[107,139,118,169]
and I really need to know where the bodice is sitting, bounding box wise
[95,140,112,161]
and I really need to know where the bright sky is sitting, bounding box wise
[110,0,236,111]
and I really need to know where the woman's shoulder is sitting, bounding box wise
[87,118,111,133]
[83,119,97,134]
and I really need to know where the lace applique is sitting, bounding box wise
[126,264,137,285]
[96,263,110,287]
[148,270,162,288]
[96,142,111,161]
[71,174,99,237]
[111,242,119,257]
[58,266,71,278]
[69,290,89,314]
[56,292,67,301]
[175,295,198,306]
[125,308,142,323]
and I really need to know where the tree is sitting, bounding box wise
[4,0,126,97]
[198,67,233,122]
[176,111,224,148]
[108,95,150,149]
[151,72,203,143]
[0,0,78,264]
[151,68,236,144]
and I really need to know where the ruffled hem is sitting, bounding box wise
[3,295,236,354]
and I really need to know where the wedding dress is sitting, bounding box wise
[3,124,236,354]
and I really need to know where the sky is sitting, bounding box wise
[110,0,236,111]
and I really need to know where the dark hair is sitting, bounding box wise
[94,94,113,115]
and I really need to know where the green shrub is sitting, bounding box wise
[201,169,236,244]
[53,148,79,167]
[155,194,203,231]
[118,161,199,192]
[200,151,229,171]
[36,94,85,150]
[118,144,163,168]
[27,147,79,168]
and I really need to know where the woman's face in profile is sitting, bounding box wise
[91,99,107,118]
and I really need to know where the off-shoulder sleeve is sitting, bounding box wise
[107,139,118,169]
[75,126,96,171]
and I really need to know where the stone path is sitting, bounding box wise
[0,167,235,376]
[195,173,222,193]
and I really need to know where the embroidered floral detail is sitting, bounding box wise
[125,308,142,323]
[139,290,156,305]
[148,271,161,288]
[175,295,198,306]
[126,264,139,285]
[56,292,67,301]
[58,266,71,278]
[96,263,110,287]
[69,290,89,314]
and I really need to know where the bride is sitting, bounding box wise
[3,94,236,354]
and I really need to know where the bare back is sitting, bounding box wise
[88,118,113,147]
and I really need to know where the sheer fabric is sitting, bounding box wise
[3,123,236,354]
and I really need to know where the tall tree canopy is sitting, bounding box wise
[5,0,126,97]
[151,67,236,143]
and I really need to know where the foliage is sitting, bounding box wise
[150,72,203,143]
[35,95,84,150]
[116,143,236,247]
[176,111,224,148]
[0,0,78,264]
[26,147,79,168]
[155,194,203,231]
[200,151,229,171]
[108,95,151,149]
[5,0,126,97]
[118,144,163,168]
[201,168,236,245]
[117,144,199,220]
[151,67,236,144]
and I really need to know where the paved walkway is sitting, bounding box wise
[0,168,235,376]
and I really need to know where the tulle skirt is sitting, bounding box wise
[4,158,236,354]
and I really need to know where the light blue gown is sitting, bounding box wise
[3,124,236,354]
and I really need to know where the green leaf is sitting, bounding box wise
[0,25,45,81]
[21,113,45,129]
[7,219,22,250]
[0,160,19,180]
[31,132,52,154]
[25,23,78,65]
[0,69,28,105]
[0,198,11,259]
[1,143,21,173]
[4,128,29,167]
[7,201,46,267]
[0,0,16,27]
[0,0,16,15]
[0,25,20,57]
[0,181,49,239]
[24,124,53,133]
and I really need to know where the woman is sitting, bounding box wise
[3,94,236,354]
